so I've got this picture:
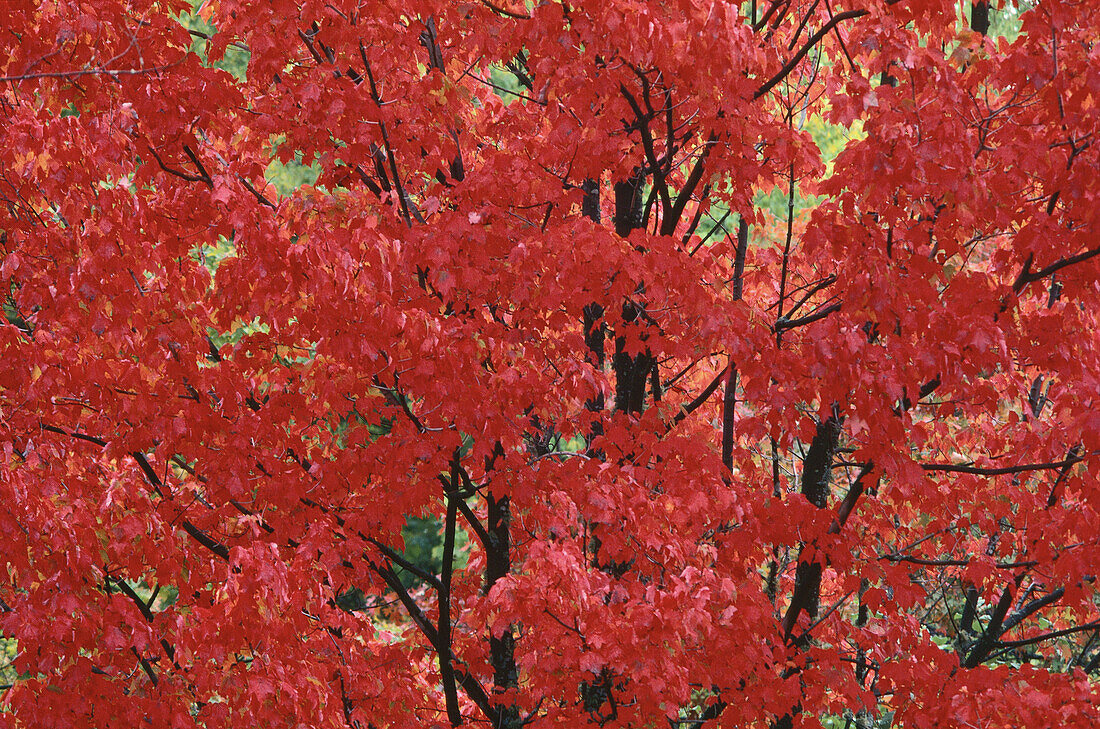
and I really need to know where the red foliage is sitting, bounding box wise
[1,1,1099,727]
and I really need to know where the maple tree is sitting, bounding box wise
[3,0,1100,727]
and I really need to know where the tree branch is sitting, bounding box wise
[438,460,462,725]
[666,368,725,430]
[921,453,1087,476]
[663,133,717,235]
[1013,247,1100,293]
[754,10,868,99]
[367,538,443,591]
[963,582,1014,667]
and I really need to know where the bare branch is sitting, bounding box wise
[922,453,1087,476]
[754,10,868,99]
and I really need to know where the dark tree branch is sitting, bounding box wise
[112,577,156,624]
[880,553,1038,570]
[439,460,461,725]
[40,424,231,560]
[453,496,492,548]
[780,414,842,640]
[1000,587,1065,635]
[1013,247,1100,293]
[719,216,751,476]
[801,415,841,508]
[829,463,874,533]
[40,423,107,446]
[776,301,842,332]
[754,10,868,99]
[679,184,711,245]
[360,42,414,226]
[971,1,990,36]
[479,0,530,19]
[182,144,213,186]
[367,538,442,591]
[131,646,159,685]
[239,176,276,209]
[621,81,672,222]
[993,620,1100,652]
[753,0,788,32]
[720,363,737,474]
[784,275,836,318]
[666,368,725,430]
[663,133,717,235]
[921,453,1087,476]
[0,62,183,84]
[146,144,210,186]
[1047,445,1081,507]
[963,582,1015,667]
[131,451,166,498]
[372,560,440,646]
[787,0,822,51]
